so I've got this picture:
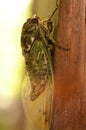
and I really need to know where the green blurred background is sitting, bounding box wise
[0,0,58,130]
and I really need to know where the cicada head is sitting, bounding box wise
[21,14,41,54]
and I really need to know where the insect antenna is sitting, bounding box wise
[41,0,59,24]
[49,0,59,21]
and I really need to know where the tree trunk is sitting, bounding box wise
[51,0,86,130]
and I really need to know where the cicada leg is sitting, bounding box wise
[46,38,70,51]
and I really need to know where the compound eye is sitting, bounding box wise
[47,20,53,33]
[31,18,39,24]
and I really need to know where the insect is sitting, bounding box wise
[21,0,69,101]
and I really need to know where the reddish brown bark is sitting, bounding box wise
[51,0,86,130]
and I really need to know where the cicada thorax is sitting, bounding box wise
[21,16,54,101]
